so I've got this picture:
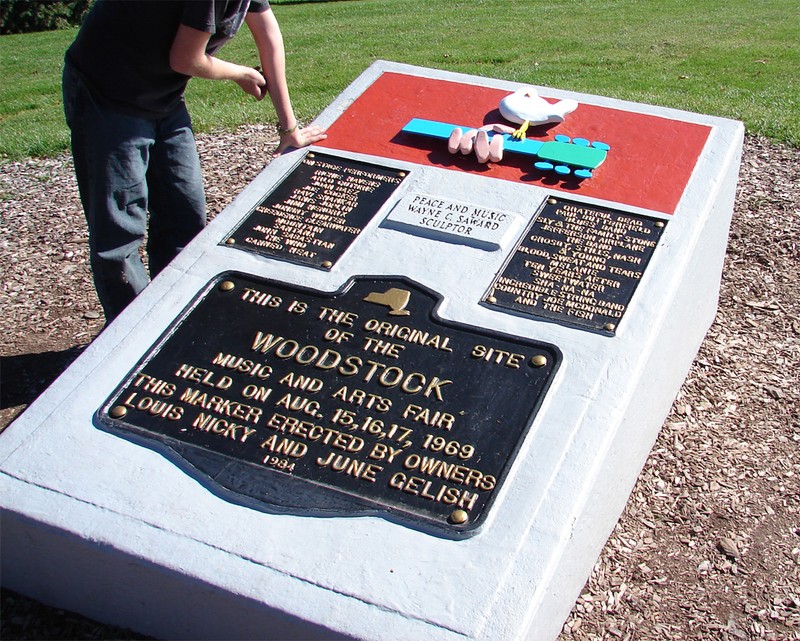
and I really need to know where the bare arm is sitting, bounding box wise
[245,9,327,153]
[169,24,266,99]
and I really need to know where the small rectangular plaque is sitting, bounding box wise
[486,197,666,334]
[224,153,406,269]
[384,192,524,250]
[97,273,560,537]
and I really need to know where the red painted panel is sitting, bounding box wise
[317,72,712,215]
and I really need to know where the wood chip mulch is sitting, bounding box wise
[0,127,798,641]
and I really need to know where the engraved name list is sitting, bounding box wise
[488,197,666,333]
[225,154,406,268]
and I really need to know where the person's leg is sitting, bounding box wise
[146,105,206,278]
[63,62,155,322]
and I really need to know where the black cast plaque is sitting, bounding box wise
[224,153,406,269]
[486,197,666,334]
[97,273,560,538]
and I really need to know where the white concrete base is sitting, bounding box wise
[0,62,743,641]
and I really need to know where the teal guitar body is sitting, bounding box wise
[402,118,610,179]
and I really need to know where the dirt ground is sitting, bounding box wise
[0,127,798,640]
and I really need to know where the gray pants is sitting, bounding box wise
[62,62,206,322]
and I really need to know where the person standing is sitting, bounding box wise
[63,0,326,322]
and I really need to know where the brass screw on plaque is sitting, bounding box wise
[307,152,315,160]
[486,295,497,304]
[219,280,235,292]
[397,171,407,178]
[225,238,236,245]
[109,406,127,419]
[655,221,665,228]
[604,322,617,332]
[531,354,548,368]
[321,260,333,269]
[449,509,469,525]
[548,197,558,205]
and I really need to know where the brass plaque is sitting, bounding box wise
[486,197,666,334]
[224,153,406,268]
[97,273,560,538]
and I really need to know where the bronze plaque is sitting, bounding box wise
[224,153,406,268]
[97,273,560,538]
[487,197,666,334]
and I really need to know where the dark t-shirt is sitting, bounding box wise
[66,0,270,117]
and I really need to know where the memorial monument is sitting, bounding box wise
[0,61,743,640]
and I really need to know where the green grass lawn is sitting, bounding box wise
[1,0,797,159]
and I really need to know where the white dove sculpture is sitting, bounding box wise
[498,87,579,140]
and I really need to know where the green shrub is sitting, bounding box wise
[0,0,91,35]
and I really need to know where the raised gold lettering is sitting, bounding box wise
[260,434,308,458]
[403,453,496,490]
[132,373,175,397]
[331,386,392,412]
[192,413,257,442]
[179,388,262,424]
[387,473,480,511]
[122,393,184,420]
[316,452,383,482]
[471,345,524,368]
[401,403,456,430]
[279,371,324,393]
